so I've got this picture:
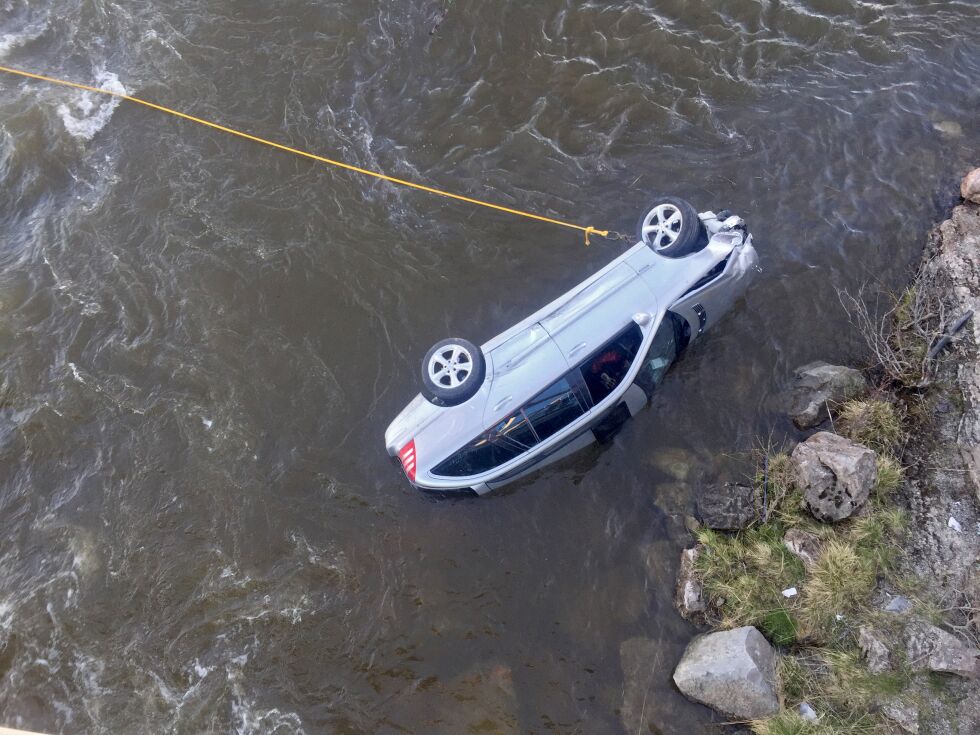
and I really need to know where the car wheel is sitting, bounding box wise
[636,197,705,257]
[420,338,486,406]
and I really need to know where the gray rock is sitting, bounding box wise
[934,120,963,138]
[905,621,980,678]
[858,626,892,673]
[882,698,919,734]
[648,447,697,481]
[697,483,756,530]
[884,595,913,614]
[963,168,980,205]
[672,626,779,720]
[791,432,877,522]
[789,362,868,429]
[675,547,705,619]
[783,528,822,569]
[799,701,818,721]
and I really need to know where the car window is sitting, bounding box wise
[633,313,683,398]
[432,411,538,477]
[579,324,644,405]
[523,376,586,441]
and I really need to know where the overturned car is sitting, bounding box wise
[385,197,758,495]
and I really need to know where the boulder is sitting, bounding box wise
[783,528,822,569]
[675,547,705,619]
[788,362,868,429]
[672,626,779,719]
[858,626,892,673]
[882,698,919,734]
[791,432,877,522]
[697,483,756,530]
[962,167,980,205]
[905,621,980,678]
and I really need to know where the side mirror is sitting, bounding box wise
[633,312,653,326]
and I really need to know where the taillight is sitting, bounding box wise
[398,440,417,482]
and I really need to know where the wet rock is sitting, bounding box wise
[963,167,980,205]
[905,621,980,678]
[674,547,705,619]
[697,483,756,529]
[883,595,913,614]
[934,120,963,138]
[858,626,892,673]
[683,514,701,534]
[788,362,868,429]
[783,528,822,569]
[791,432,877,522]
[648,447,697,481]
[882,698,919,735]
[672,626,779,720]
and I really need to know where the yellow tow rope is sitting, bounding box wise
[0,65,617,246]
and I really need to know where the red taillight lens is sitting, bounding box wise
[398,440,417,482]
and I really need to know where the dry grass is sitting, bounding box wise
[839,399,905,455]
[837,274,949,388]
[753,650,907,735]
[798,541,876,638]
[873,455,904,500]
[757,451,807,525]
[695,525,805,644]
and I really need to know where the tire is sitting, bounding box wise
[420,338,486,406]
[636,196,705,257]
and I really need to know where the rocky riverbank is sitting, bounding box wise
[641,172,980,734]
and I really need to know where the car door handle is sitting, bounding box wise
[567,342,589,359]
[493,397,512,412]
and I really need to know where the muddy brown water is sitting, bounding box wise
[0,1,978,733]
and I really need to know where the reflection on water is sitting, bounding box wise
[0,0,978,732]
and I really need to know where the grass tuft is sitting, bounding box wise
[798,540,875,639]
[757,649,909,735]
[839,399,905,454]
[695,525,805,635]
[756,452,807,525]
[873,455,904,500]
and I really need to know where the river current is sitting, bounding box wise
[0,1,978,733]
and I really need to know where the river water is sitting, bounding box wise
[0,1,978,733]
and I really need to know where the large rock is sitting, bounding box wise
[697,483,756,530]
[672,626,779,719]
[882,698,919,734]
[675,547,706,619]
[962,167,980,204]
[788,362,868,429]
[791,432,877,522]
[905,621,980,678]
[858,626,892,673]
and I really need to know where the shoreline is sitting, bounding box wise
[658,173,980,733]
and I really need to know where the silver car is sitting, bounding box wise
[385,197,758,495]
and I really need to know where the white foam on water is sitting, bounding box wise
[230,681,305,735]
[0,15,49,58]
[56,71,127,142]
